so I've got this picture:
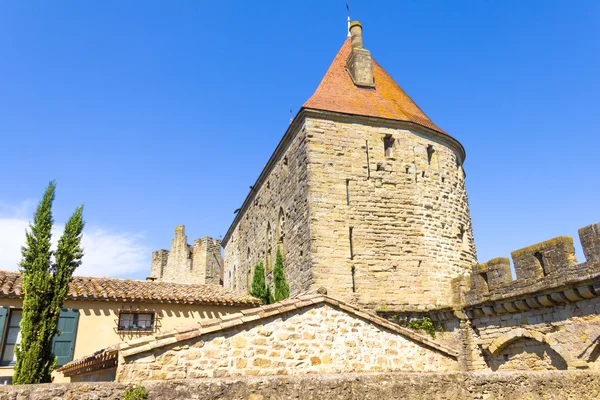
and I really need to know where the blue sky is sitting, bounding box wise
[1,1,598,279]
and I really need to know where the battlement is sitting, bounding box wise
[460,222,600,308]
[147,226,223,285]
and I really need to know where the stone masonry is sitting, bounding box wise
[452,221,600,372]
[149,225,223,285]
[222,23,476,310]
[3,371,600,400]
[115,296,458,382]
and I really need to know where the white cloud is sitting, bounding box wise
[0,203,150,278]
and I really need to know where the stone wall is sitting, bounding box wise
[149,226,223,285]
[458,222,600,371]
[3,371,600,399]
[304,114,476,309]
[223,110,477,310]
[116,303,458,382]
[222,118,313,294]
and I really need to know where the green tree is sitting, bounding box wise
[272,248,290,302]
[13,182,85,384]
[249,261,270,304]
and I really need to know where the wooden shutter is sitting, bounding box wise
[52,309,79,366]
[0,307,7,345]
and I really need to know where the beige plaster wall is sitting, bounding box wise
[0,298,247,382]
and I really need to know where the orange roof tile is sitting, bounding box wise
[0,270,261,307]
[303,39,446,134]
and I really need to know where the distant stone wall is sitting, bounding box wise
[116,303,458,382]
[149,226,223,285]
[3,371,600,399]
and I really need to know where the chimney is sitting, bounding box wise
[346,21,374,88]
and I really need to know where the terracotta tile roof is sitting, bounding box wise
[58,346,119,377]
[303,39,446,134]
[0,270,261,307]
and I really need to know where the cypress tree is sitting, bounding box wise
[13,182,85,384]
[272,248,290,302]
[249,261,269,305]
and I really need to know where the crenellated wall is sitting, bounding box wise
[455,222,600,372]
[148,226,223,285]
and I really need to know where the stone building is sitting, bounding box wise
[222,21,476,310]
[149,225,223,285]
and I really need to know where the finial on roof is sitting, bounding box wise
[346,1,351,37]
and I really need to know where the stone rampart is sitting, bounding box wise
[2,371,600,399]
[463,222,600,306]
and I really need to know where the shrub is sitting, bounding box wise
[124,385,148,400]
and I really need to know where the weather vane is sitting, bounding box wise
[346,1,351,37]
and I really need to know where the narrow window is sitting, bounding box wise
[0,309,21,366]
[427,145,435,165]
[365,140,371,179]
[349,227,354,260]
[458,225,465,243]
[351,266,356,293]
[283,156,288,166]
[346,179,350,205]
[117,312,155,332]
[534,251,548,276]
[481,272,489,286]
[384,135,395,157]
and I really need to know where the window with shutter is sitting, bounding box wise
[52,309,79,366]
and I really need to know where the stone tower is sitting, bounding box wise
[222,22,477,309]
[148,225,223,285]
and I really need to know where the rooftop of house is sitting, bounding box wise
[0,270,261,307]
[302,37,445,135]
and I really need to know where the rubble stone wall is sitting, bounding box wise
[116,303,458,382]
[3,371,600,400]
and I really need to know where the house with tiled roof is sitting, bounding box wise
[0,227,260,383]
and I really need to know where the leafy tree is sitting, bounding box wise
[13,182,85,384]
[249,261,270,304]
[272,248,290,302]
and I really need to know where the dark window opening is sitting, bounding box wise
[349,227,354,260]
[351,266,356,293]
[0,309,21,366]
[458,225,465,242]
[481,272,488,286]
[346,179,350,205]
[283,156,288,166]
[384,135,395,157]
[376,163,382,171]
[441,177,445,183]
[118,312,155,332]
[427,145,435,165]
[405,167,410,174]
[534,251,548,276]
[421,171,426,178]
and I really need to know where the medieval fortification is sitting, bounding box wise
[21,20,597,400]
[140,22,600,375]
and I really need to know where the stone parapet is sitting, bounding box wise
[462,222,600,308]
[1,371,600,399]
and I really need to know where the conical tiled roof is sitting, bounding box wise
[303,38,445,134]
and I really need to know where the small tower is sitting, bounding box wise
[147,225,223,285]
